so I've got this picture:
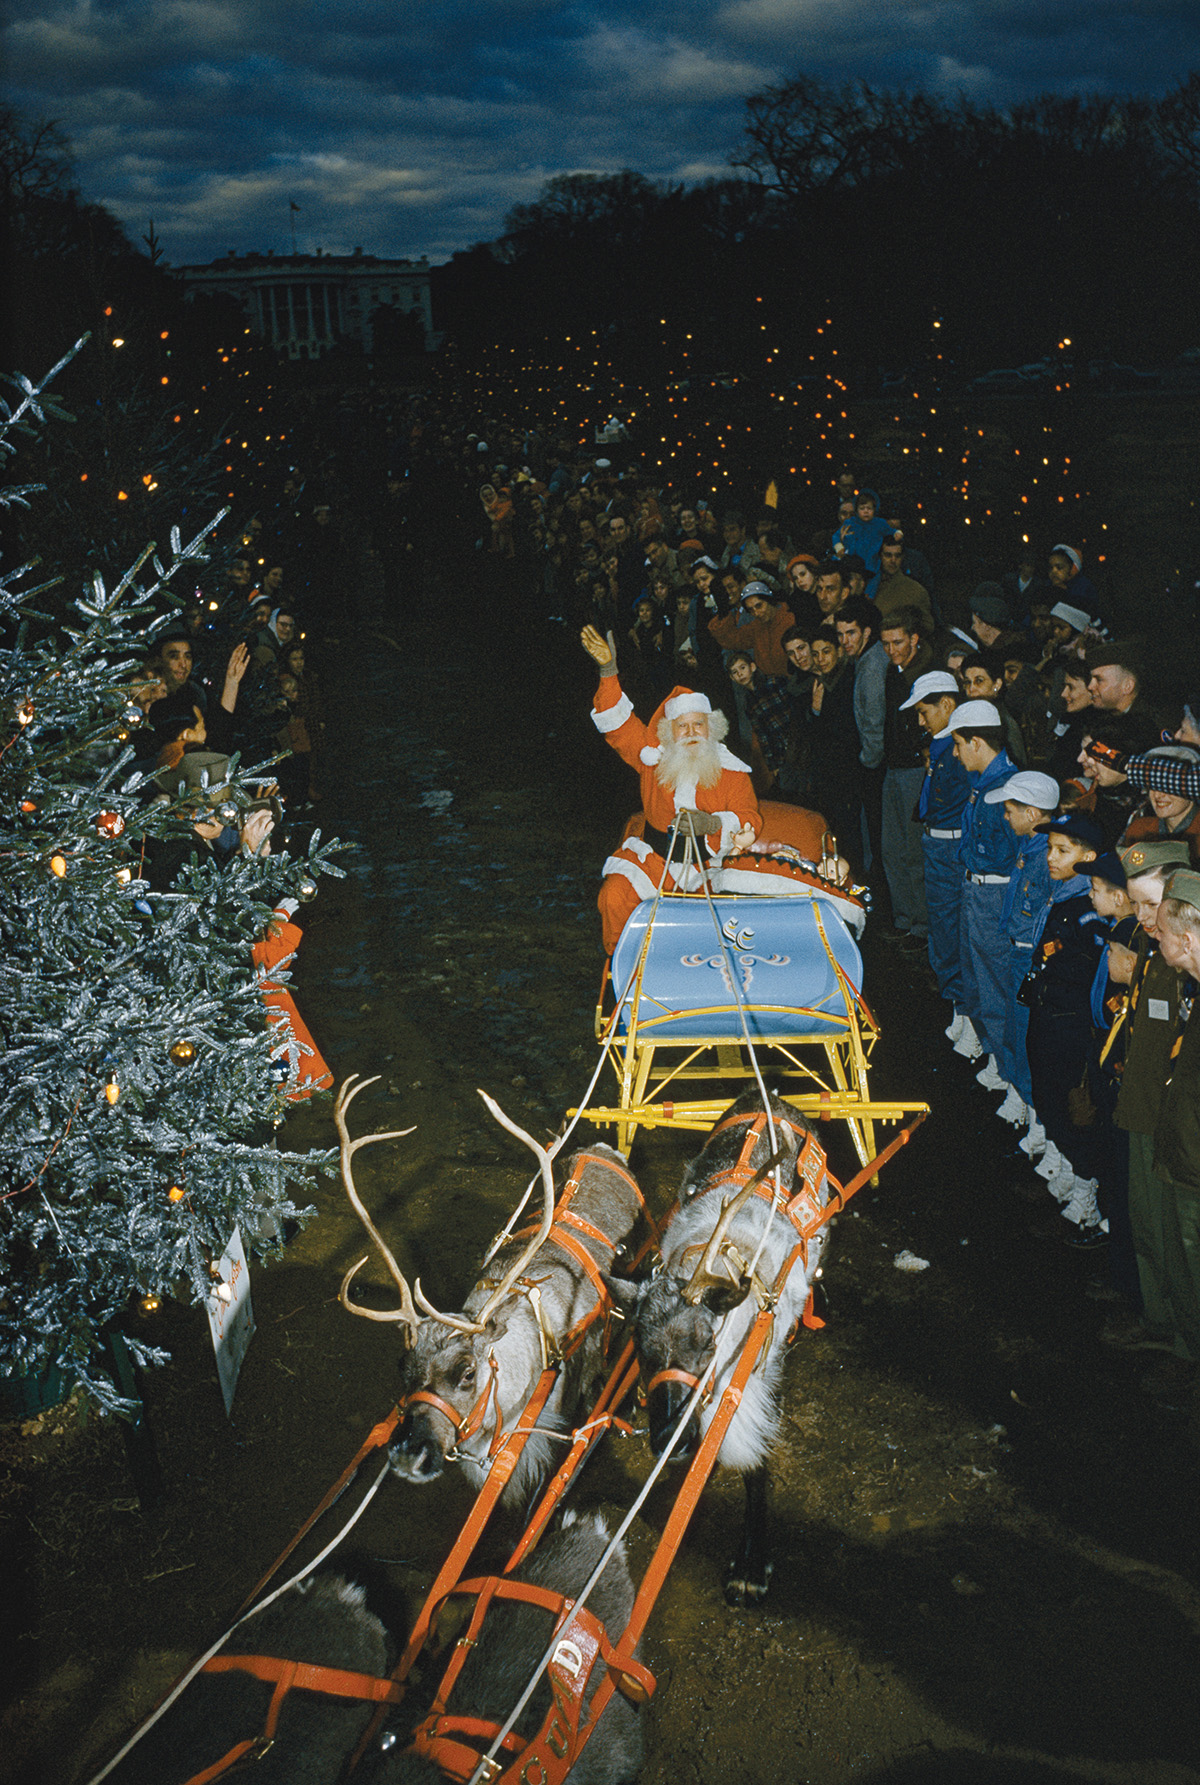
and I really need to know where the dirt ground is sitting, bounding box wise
[3,547,1200,1785]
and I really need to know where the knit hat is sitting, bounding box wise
[983,770,1060,808]
[970,586,1012,625]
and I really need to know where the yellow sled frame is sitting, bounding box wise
[572,894,929,1165]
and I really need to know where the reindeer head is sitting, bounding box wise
[333,1075,557,1484]
[607,1271,724,1459]
[607,1143,788,1459]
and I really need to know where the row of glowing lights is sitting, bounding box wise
[102,305,1103,543]
[456,333,1108,545]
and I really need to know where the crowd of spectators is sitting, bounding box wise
[448,430,1200,1442]
[111,396,1200,1442]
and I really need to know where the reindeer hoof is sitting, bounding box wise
[724,1560,773,1607]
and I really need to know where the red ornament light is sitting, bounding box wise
[96,810,125,837]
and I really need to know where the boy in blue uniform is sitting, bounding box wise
[1022,812,1111,1240]
[983,771,1059,1151]
[950,700,1020,1085]
[904,671,973,1049]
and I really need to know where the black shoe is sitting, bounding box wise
[1064,1222,1109,1250]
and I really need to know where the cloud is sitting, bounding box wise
[4,0,1196,266]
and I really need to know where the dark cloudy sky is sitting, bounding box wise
[5,1,1197,268]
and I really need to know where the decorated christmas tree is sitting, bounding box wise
[0,341,341,1411]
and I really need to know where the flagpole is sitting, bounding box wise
[290,202,297,256]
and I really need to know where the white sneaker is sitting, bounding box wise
[1062,1176,1100,1227]
[1019,1119,1046,1158]
[976,1054,1007,1091]
[1034,1141,1063,1180]
[952,1018,984,1060]
[944,1011,966,1043]
[996,1086,1027,1125]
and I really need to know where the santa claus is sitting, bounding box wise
[582,624,762,952]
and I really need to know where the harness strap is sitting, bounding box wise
[642,1365,713,1407]
[410,1582,657,1785]
[180,1653,405,1785]
[202,1652,406,1705]
[181,1740,261,1785]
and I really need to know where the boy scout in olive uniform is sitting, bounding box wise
[1110,841,1191,1349]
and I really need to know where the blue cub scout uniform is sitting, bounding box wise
[1003,832,1050,946]
[959,750,1020,877]
[918,732,970,831]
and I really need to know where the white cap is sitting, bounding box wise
[900,670,960,710]
[983,770,1060,808]
[1050,600,1090,632]
[664,691,713,722]
[948,699,1002,731]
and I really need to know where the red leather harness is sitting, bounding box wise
[179,1652,405,1785]
[644,1109,832,1404]
[401,1151,650,1461]
[406,1573,655,1785]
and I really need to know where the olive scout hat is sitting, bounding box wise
[1162,867,1200,914]
[1118,839,1193,879]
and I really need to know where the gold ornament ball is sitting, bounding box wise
[296,877,319,903]
[169,1039,196,1064]
[96,810,125,837]
[139,1294,161,1314]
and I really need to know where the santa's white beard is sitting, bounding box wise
[656,734,723,791]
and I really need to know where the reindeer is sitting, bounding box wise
[609,1090,835,1607]
[336,1076,644,1511]
[99,1572,396,1784]
[368,1512,646,1785]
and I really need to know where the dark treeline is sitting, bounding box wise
[436,74,1200,377]
[1,107,295,615]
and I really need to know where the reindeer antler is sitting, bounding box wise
[682,1141,791,1307]
[412,1090,558,1335]
[334,1075,421,1346]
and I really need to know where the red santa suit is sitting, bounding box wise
[592,674,762,953]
